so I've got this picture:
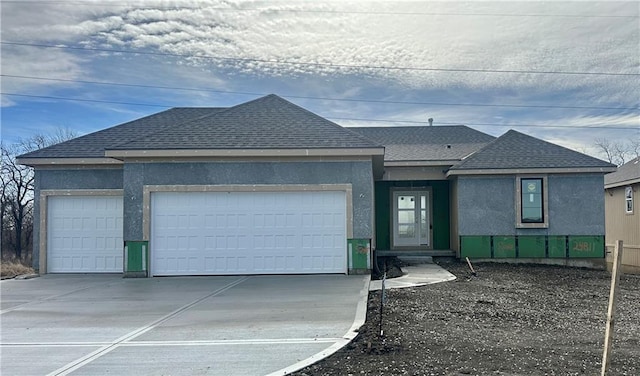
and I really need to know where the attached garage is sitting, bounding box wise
[21,95,380,276]
[151,190,347,276]
[47,196,123,273]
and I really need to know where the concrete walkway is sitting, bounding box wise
[370,263,456,291]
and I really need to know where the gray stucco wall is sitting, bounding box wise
[32,168,124,270]
[122,161,374,241]
[457,174,605,236]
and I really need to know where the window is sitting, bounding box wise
[521,178,543,222]
[516,176,548,228]
[625,186,633,214]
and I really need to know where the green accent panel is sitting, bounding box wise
[518,236,546,258]
[431,181,451,250]
[568,236,605,258]
[374,182,391,250]
[493,236,516,258]
[347,239,370,269]
[125,241,148,272]
[548,236,567,258]
[374,181,450,250]
[460,236,491,258]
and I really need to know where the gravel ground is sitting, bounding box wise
[293,261,640,376]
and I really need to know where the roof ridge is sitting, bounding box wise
[450,129,506,168]
[106,94,383,151]
[264,95,385,148]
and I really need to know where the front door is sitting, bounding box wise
[392,191,430,248]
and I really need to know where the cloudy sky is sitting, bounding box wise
[1,0,638,161]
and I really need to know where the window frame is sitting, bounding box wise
[625,186,634,214]
[515,175,549,228]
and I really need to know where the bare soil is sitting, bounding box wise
[293,262,640,376]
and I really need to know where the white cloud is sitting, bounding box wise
[1,1,638,153]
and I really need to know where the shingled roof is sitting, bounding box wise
[18,95,382,164]
[18,107,226,160]
[605,157,640,188]
[108,94,381,151]
[349,126,495,163]
[449,130,616,172]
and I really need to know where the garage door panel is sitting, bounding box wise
[48,196,123,273]
[151,191,347,276]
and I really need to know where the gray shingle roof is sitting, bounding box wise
[450,129,615,170]
[109,94,381,150]
[605,157,640,187]
[18,107,226,159]
[349,126,495,162]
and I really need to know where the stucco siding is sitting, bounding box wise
[458,176,515,235]
[547,174,605,235]
[458,174,605,236]
[123,161,375,241]
[37,168,123,190]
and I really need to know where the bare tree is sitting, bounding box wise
[1,144,34,259]
[594,137,640,166]
[1,128,77,260]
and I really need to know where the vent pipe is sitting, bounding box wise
[428,118,433,126]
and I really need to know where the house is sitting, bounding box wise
[17,94,616,276]
[604,157,640,274]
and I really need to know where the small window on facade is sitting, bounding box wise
[625,186,633,214]
[521,178,543,223]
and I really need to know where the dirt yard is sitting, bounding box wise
[293,261,640,376]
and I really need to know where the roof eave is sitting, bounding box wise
[16,157,124,167]
[447,166,617,177]
[104,148,385,158]
[384,160,460,167]
[605,177,640,189]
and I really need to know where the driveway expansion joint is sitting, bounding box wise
[45,276,250,376]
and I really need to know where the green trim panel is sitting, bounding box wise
[460,236,491,258]
[568,236,605,258]
[460,235,604,259]
[493,236,516,258]
[347,238,371,270]
[518,236,546,258]
[125,241,148,273]
[548,236,567,258]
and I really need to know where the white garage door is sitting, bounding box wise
[151,191,347,276]
[47,196,123,273]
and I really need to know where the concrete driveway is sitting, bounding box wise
[1,274,369,376]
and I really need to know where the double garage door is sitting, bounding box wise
[47,191,347,275]
[151,191,347,276]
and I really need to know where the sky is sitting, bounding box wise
[1,0,639,161]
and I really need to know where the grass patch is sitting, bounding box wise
[1,259,35,279]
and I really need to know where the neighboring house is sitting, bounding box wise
[604,157,640,274]
[17,95,616,276]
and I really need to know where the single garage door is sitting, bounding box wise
[151,191,347,276]
[47,196,123,273]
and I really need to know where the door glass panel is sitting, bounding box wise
[393,192,429,247]
[398,195,415,209]
[398,210,415,224]
[398,224,415,238]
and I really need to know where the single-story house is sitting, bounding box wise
[604,157,640,274]
[17,94,616,276]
